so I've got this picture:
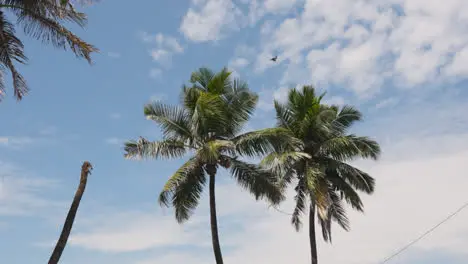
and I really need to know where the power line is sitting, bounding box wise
[378,200,468,263]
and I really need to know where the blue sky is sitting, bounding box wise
[1,0,468,263]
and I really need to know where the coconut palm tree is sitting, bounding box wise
[124,67,301,264]
[0,0,97,100]
[262,86,381,264]
[49,161,93,264]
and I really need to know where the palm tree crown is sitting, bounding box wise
[262,85,381,263]
[0,0,97,100]
[123,67,301,264]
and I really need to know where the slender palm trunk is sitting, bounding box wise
[48,162,92,264]
[309,202,318,264]
[209,172,224,264]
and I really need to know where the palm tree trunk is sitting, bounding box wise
[309,202,318,264]
[209,171,224,264]
[48,161,92,264]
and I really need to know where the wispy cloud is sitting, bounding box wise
[0,161,62,217]
[0,136,34,149]
[253,0,468,97]
[140,32,184,68]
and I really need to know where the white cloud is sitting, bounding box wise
[374,97,399,110]
[263,0,304,14]
[140,32,184,68]
[0,161,61,217]
[0,136,34,149]
[180,0,244,42]
[229,57,249,69]
[253,0,468,96]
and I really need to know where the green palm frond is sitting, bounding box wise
[318,190,349,243]
[190,91,228,137]
[328,171,364,211]
[0,11,28,100]
[158,158,203,207]
[206,67,231,94]
[123,138,187,160]
[329,105,362,134]
[292,178,307,231]
[170,162,206,223]
[0,0,96,100]
[318,134,381,161]
[222,78,258,136]
[274,100,294,130]
[196,140,235,164]
[190,67,214,89]
[260,151,310,183]
[233,127,302,157]
[228,157,284,205]
[324,158,375,194]
[144,101,193,142]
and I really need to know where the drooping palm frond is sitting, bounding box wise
[0,0,97,100]
[0,11,28,99]
[170,161,206,223]
[228,157,284,205]
[233,127,302,157]
[123,138,187,160]
[292,178,308,231]
[318,189,349,243]
[322,157,375,194]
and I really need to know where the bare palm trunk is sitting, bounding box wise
[309,202,318,264]
[48,161,93,264]
[209,171,224,264]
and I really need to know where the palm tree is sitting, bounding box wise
[0,0,97,100]
[49,161,93,264]
[124,67,301,264]
[262,86,381,264]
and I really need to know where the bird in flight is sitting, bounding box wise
[271,55,278,62]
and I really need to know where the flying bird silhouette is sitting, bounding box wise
[271,55,278,62]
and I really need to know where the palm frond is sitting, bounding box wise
[233,127,302,157]
[0,11,28,100]
[260,151,310,185]
[14,4,97,63]
[144,101,193,142]
[330,158,375,194]
[329,105,362,134]
[196,140,235,164]
[222,78,258,136]
[318,190,350,243]
[190,67,214,89]
[291,178,307,231]
[318,134,381,161]
[327,169,364,211]
[274,99,294,130]
[206,67,231,94]
[123,138,187,160]
[163,160,206,223]
[228,157,284,205]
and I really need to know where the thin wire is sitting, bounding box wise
[378,200,468,263]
